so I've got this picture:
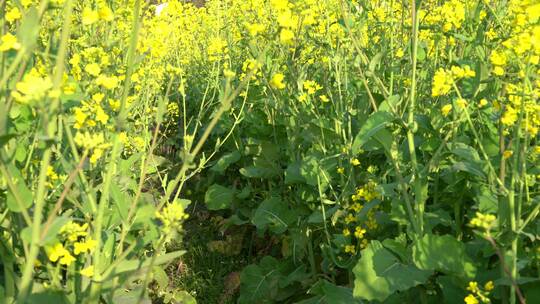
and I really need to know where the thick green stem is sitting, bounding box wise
[407,0,424,235]
[17,1,73,300]
[87,136,121,302]
[18,148,52,301]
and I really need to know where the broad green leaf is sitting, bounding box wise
[474,185,498,213]
[369,52,384,72]
[110,183,129,222]
[379,95,400,113]
[211,151,241,174]
[523,280,540,303]
[390,199,409,226]
[382,237,409,263]
[238,256,281,304]
[452,161,486,178]
[236,186,251,199]
[364,128,393,152]
[105,250,185,280]
[239,159,280,178]
[133,204,156,225]
[353,241,431,302]
[0,134,17,149]
[412,234,476,279]
[27,290,69,304]
[307,205,339,224]
[97,234,117,274]
[112,287,151,304]
[281,228,308,260]
[165,290,197,304]
[424,210,453,231]
[352,111,394,154]
[279,264,309,288]
[451,143,481,161]
[155,98,167,125]
[146,154,168,175]
[285,161,306,184]
[299,155,334,190]
[239,166,268,178]
[204,184,235,210]
[450,143,486,178]
[15,144,27,163]
[437,276,466,304]
[119,152,143,175]
[152,266,169,289]
[5,164,33,212]
[252,197,295,234]
[298,280,361,304]
[416,45,426,62]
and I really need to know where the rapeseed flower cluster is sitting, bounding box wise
[341,181,380,254]
[46,222,96,276]
[464,281,494,304]
[470,213,497,231]
[156,200,190,239]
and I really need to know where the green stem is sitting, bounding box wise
[18,148,52,302]
[88,1,142,301]
[87,136,121,302]
[17,0,73,299]
[407,0,423,235]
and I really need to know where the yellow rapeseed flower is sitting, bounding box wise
[470,212,496,230]
[303,80,322,95]
[0,33,21,52]
[493,66,504,76]
[270,73,286,89]
[490,50,507,66]
[456,98,468,109]
[80,265,95,277]
[246,23,265,36]
[59,253,76,266]
[61,222,89,241]
[442,104,453,117]
[95,106,109,124]
[344,245,356,254]
[73,238,97,255]
[82,7,99,25]
[155,200,189,235]
[501,106,518,126]
[345,213,356,224]
[96,75,119,90]
[432,68,453,97]
[354,226,366,239]
[85,63,101,77]
[21,0,32,7]
[6,7,22,23]
[98,6,114,21]
[319,95,330,102]
[12,73,53,104]
[280,29,294,44]
[464,294,479,304]
[503,150,513,159]
[48,243,70,263]
[479,99,488,108]
[467,281,480,294]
